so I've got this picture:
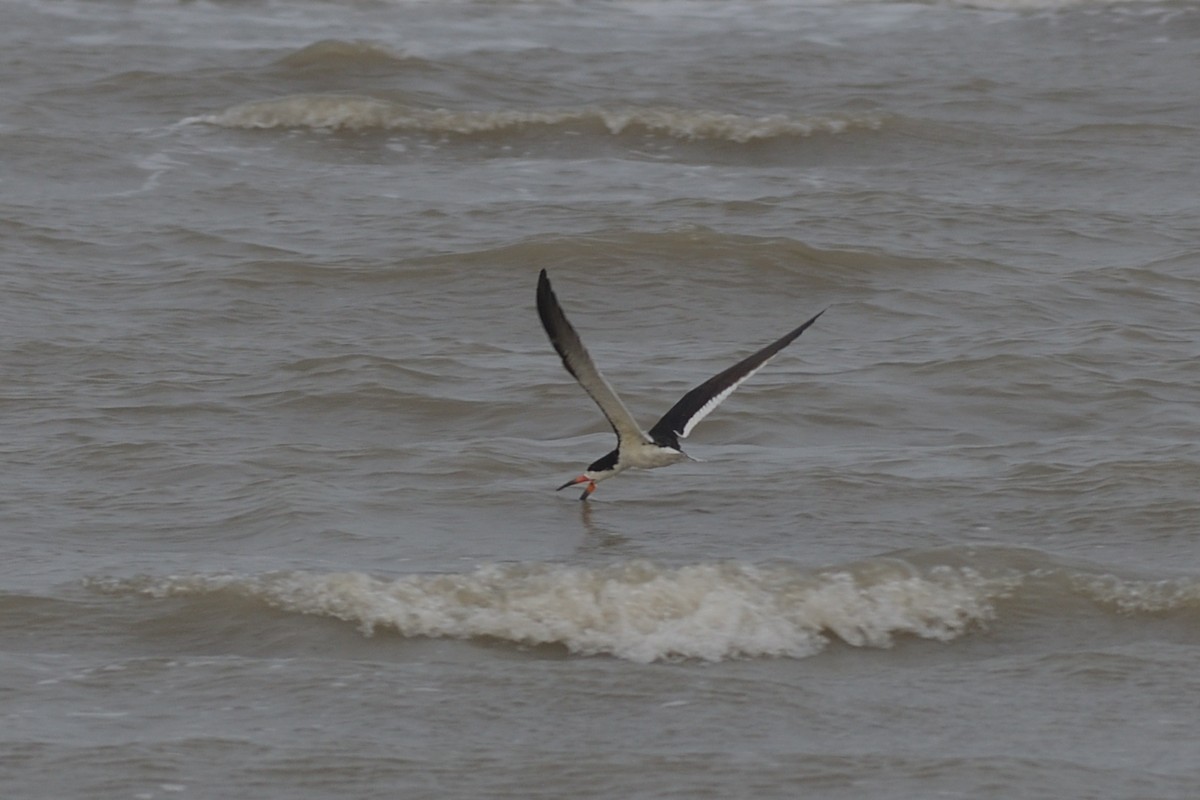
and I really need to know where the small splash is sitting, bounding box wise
[184,95,884,142]
[89,559,1012,663]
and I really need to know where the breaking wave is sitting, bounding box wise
[184,94,884,142]
[89,549,1200,663]
[92,545,1200,663]
[90,557,1021,662]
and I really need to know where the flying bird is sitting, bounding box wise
[536,269,824,500]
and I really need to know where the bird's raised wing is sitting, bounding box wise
[537,270,648,446]
[647,308,825,448]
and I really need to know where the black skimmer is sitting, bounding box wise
[536,269,824,500]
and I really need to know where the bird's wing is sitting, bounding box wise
[537,270,648,446]
[648,308,825,447]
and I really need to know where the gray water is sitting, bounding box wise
[4,0,1200,797]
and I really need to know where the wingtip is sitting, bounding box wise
[797,306,827,333]
[537,269,555,306]
[536,269,555,320]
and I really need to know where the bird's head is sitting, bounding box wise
[556,450,618,500]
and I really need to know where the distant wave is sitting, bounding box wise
[272,39,419,71]
[184,95,884,142]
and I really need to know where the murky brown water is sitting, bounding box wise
[4,0,1200,796]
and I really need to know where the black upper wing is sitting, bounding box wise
[647,308,825,449]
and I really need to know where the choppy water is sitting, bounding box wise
[4,0,1200,797]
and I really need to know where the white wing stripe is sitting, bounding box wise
[678,361,770,438]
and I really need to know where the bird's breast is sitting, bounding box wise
[621,442,688,470]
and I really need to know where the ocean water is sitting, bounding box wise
[3,0,1200,797]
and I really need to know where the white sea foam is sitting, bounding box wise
[1072,572,1200,614]
[94,559,1015,663]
